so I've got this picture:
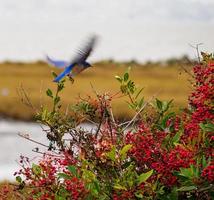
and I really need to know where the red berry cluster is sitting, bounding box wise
[113,191,135,200]
[64,177,87,200]
[15,152,87,199]
[201,162,214,182]
[184,63,214,140]
[126,124,194,186]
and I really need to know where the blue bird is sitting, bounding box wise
[47,35,98,82]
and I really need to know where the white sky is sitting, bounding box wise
[0,0,214,62]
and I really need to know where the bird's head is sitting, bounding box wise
[84,62,92,68]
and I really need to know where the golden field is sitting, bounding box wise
[0,61,192,121]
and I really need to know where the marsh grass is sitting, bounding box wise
[0,62,191,120]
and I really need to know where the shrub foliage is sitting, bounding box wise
[1,53,213,199]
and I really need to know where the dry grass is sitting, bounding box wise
[0,62,192,120]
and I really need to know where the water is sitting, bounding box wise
[0,119,48,181]
[0,119,94,181]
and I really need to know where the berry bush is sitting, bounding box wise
[1,53,213,200]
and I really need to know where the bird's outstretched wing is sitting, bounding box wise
[53,64,75,82]
[46,55,69,68]
[71,35,98,64]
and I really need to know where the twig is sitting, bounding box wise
[122,92,159,132]
[18,132,49,148]
[65,103,69,116]
[110,90,123,99]
[178,64,194,79]
[90,82,104,138]
[17,84,35,110]
[95,105,104,138]
[189,43,203,63]
[110,106,116,127]
[31,149,62,157]
[39,80,44,108]
[198,184,213,192]
[90,82,99,97]
[119,120,132,127]
[84,117,98,126]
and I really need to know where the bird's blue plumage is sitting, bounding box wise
[46,56,69,68]
[47,35,98,82]
[53,64,74,82]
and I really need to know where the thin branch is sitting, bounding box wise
[17,84,35,110]
[198,184,214,192]
[189,43,203,63]
[39,80,44,108]
[122,92,159,132]
[90,82,99,97]
[84,117,98,126]
[31,149,62,157]
[108,90,127,101]
[109,106,116,127]
[90,82,105,138]
[18,132,49,148]
[178,64,194,79]
[95,106,104,138]
[119,120,132,127]
[65,103,69,116]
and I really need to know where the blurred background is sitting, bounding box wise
[0,0,214,180]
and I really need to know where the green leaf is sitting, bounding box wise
[138,97,144,108]
[58,173,71,180]
[93,180,100,193]
[55,195,68,200]
[106,146,116,162]
[56,187,70,199]
[162,101,168,112]
[124,72,129,82]
[87,181,99,197]
[32,163,41,176]
[137,169,153,185]
[67,165,77,176]
[127,81,135,94]
[54,96,60,105]
[16,176,22,183]
[162,99,173,112]
[172,131,182,144]
[202,155,209,169]
[200,122,214,132]
[179,168,193,178]
[161,112,175,129]
[190,164,199,178]
[52,71,58,78]
[58,83,65,92]
[156,98,163,111]
[177,186,197,192]
[119,144,132,161]
[135,87,144,100]
[165,187,178,200]
[46,88,53,98]
[113,183,127,191]
[115,75,123,83]
[82,169,96,181]
[120,85,127,94]
[134,191,143,198]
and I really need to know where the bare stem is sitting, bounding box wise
[18,132,49,148]
[122,92,158,132]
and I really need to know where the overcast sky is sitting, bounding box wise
[0,0,214,62]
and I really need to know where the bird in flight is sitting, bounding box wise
[47,35,98,82]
